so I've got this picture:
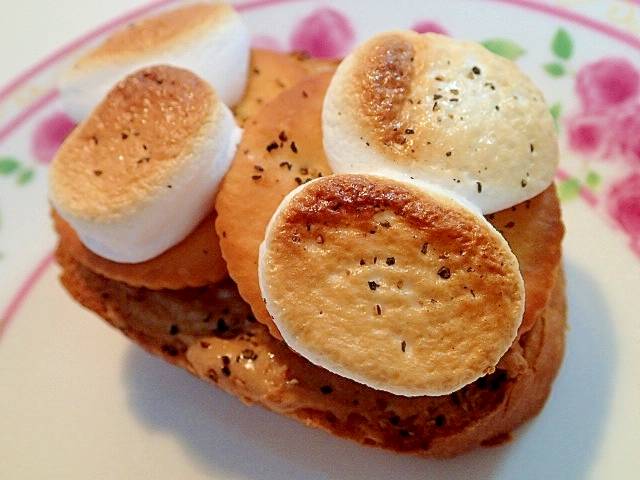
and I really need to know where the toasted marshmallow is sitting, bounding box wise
[49,65,242,263]
[259,173,525,397]
[59,2,250,122]
[322,31,559,214]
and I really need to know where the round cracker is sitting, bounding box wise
[51,207,227,289]
[233,49,338,126]
[216,72,334,338]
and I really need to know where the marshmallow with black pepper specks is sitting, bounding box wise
[59,2,250,122]
[259,173,525,396]
[322,31,559,214]
[50,65,241,263]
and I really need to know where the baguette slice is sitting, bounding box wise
[55,238,565,457]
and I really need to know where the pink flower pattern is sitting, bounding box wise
[566,58,640,166]
[607,173,640,257]
[565,57,640,256]
[252,7,356,58]
[610,102,640,168]
[411,21,449,35]
[575,58,640,114]
[30,112,76,165]
[289,7,356,59]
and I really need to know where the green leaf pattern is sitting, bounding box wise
[542,28,602,203]
[545,28,575,79]
[0,156,35,186]
[0,157,20,175]
[544,62,566,77]
[551,28,573,60]
[481,39,526,60]
[558,177,581,202]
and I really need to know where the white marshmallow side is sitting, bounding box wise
[322,31,559,214]
[58,13,250,123]
[53,104,242,263]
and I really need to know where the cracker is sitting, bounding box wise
[216,72,334,337]
[234,49,338,126]
[51,207,227,289]
[488,185,564,334]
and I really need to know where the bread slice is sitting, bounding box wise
[54,237,565,457]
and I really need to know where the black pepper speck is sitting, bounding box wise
[438,266,451,279]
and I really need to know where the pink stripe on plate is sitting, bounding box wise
[0,0,183,104]
[490,0,640,50]
[0,251,56,343]
[0,89,59,144]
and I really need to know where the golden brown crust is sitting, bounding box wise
[51,207,227,289]
[356,34,417,148]
[54,238,565,457]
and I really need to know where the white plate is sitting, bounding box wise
[1,1,639,478]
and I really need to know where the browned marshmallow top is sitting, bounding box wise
[259,174,525,396]
[50,65,218,223]
[74,3,237,68]
[322,31,559,213]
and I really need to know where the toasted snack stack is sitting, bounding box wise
[51,4,566,459]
